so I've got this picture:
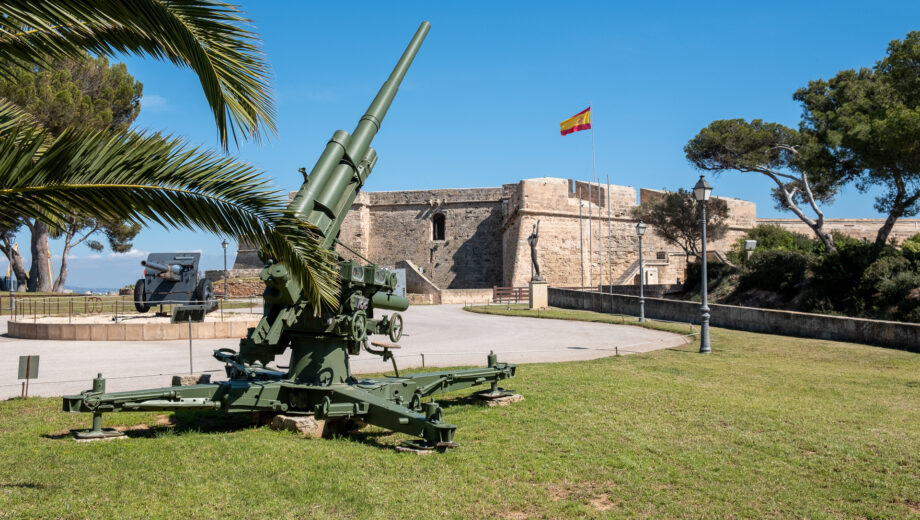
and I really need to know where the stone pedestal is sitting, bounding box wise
[270,415,327,438]
[529,280,548,310]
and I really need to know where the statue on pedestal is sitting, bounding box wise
[527,220,544,282]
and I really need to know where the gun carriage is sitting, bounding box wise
[63,22,516,450]
[133,252,214,313]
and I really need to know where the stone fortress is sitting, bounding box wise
[230,177,920,301]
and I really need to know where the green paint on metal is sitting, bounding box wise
[62,21,517,449]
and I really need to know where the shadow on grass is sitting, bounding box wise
[42,410,258,440]
[1,482,46,489]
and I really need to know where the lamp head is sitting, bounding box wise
[636,221,647,237]
[221,239,229,249]
[693,175,712,202]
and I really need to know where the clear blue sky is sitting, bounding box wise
[15,0,920,290]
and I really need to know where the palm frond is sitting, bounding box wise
[0,127,338,310]
[0,0,276,150]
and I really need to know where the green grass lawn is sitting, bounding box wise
[2,309,920,519]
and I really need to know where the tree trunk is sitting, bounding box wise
[52,233,75,292]
[52,244,70,293]
[0,234,28,288]
[873,191,920,257]
[811,224,837,254]
[27,221,53,292]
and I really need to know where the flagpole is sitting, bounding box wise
[578,189,584,290]
[590,104,598,291]
[607,173,612,294]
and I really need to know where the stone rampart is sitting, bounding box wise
[758,218,920,245]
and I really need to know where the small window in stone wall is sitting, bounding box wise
[432,213,446,241]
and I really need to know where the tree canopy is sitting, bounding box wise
[630,188,729,263]
[684,119,840,252]
[0,1,338,310]
[0,53,145,291]
[0,54,141,135]
[794,31,920,252]
[0,0,276,150]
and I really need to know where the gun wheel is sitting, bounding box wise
[351,311,368,342]
[133,279,149,313]
[388,312,404,343]
[193,279,216,312]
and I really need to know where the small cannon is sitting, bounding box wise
[134,252,214,313]
[65,22,517,450]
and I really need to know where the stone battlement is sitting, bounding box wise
[232,176,920,291]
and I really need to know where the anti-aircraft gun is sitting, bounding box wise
[62,21,516,450]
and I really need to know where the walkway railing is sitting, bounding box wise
[0,294,258,322]
[492,286,529,303]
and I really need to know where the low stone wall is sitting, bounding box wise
[549,288,920,352]
[204,269,264,298]
[8,319,259,341]
[204,269,262,281]
[597,284,684,298]
[408,293,438,305]
[440,288,493,305]
[406,289,493,305]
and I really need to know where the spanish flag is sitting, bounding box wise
[560,107,591,136]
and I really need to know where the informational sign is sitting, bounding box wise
[18,355,39,398]
[18,355,39,380]
[171,304,206,323]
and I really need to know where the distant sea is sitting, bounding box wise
[64,286,120,295]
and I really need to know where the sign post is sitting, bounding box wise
[17,355,39,398]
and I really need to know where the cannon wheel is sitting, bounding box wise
[133,279,150,313]
[194,279,216,312]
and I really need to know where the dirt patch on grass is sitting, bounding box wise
[905,500,920,514]
[543,481,619,511]
[589,493,617,511]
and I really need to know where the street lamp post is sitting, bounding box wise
[693,175,713,354]
[221,239,229,300]
[636,221,646,322]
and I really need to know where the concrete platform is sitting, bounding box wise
[8,316,260,341]
[0,305,689,399]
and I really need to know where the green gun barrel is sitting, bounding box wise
[290,21,430,248]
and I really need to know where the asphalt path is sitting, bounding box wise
[0,305,689,399]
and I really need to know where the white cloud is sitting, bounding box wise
[108,248,148,259]
[142,94,169,111]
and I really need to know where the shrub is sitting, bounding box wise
[803,240,874,315]
[728,225,820,264]
[738,250,812,298]
[683,261,737,295]
[859,255,920,305]
[902,233,920,255]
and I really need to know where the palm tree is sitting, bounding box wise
[0,1,339,309]
[0,0,274,150]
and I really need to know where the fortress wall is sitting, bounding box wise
[638,188,755,252]
[235,177,773,291]
[335,191,370,262]
[758,218,920,245]
[502,178,646,287]
[338,188,504,289]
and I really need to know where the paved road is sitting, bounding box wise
[0,305,688,399]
